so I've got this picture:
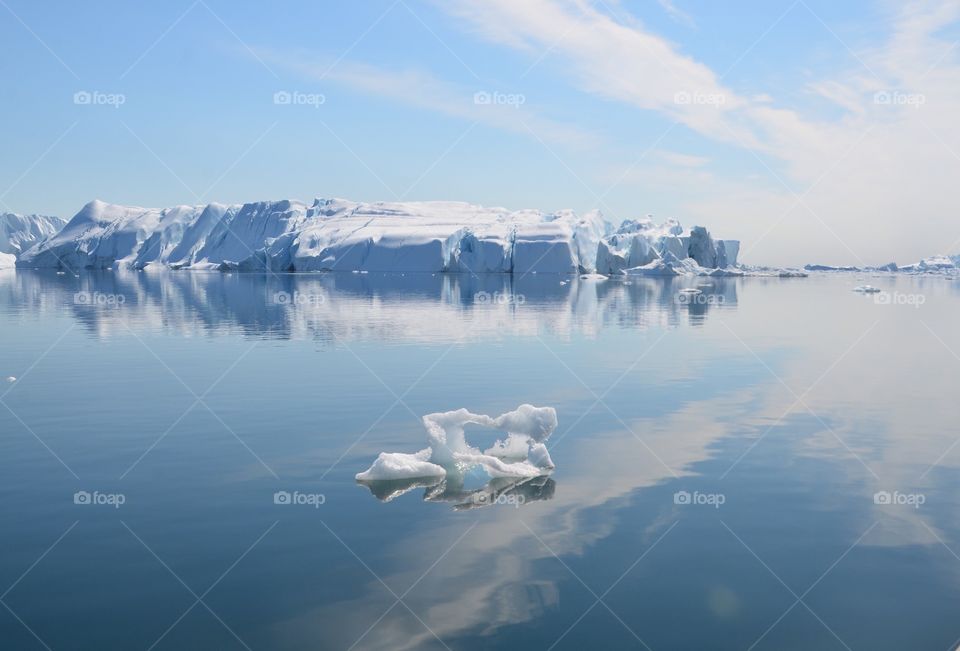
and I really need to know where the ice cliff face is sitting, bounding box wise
[16,198,739,273]
[595,218,738,273]
[0,213,66,257]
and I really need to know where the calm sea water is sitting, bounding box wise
[1,269,959,650]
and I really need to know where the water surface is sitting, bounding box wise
[1,269,959,650]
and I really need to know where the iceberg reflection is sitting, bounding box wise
[357,474,556,510]
[0,269,739,341]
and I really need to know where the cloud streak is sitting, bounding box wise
[435,0,960,265]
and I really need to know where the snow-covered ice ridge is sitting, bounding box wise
[805,255,960,275]
[16,198,739,274]
[0,213,66,269]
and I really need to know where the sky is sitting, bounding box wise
[1,0,959,266]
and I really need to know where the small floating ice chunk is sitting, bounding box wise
[355,449,445,481]
[356,404,558,482]
[4,376,16,383]
[853,285,882,293]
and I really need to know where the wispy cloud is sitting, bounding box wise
[656,0,696,28]
[437,0,763,148]
[259,49,601,148]
[436,0,960,265]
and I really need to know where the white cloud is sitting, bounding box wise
[438,0,960,266]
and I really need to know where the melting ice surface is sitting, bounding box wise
[356,404,557,484]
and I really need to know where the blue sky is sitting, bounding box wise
[2,0,958,265]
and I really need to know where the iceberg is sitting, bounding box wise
[594,217,738,275]
[804,264,862,272]
[356,404,557,483]
[17,197,740,275]
[897,255,959,273]
[804,255,958,276]
[0,213,66,262]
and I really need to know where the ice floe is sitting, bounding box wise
[356,404,557,484]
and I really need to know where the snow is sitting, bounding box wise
[17,198,742,275]
[354,449,445,482]
[356,404,557,482]
[620,251,747,277]
[0,213,65,269]
[0,213,65,256]
[624,258,680,277]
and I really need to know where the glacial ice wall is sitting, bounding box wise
[16,198,738,274]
